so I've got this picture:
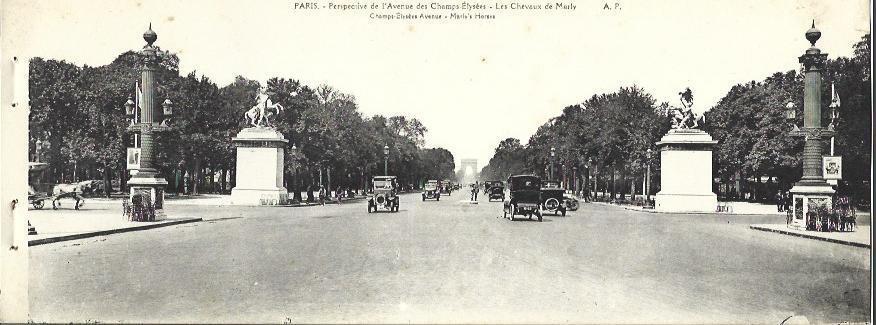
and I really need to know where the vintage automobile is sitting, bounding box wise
[368,176,400,213]
[503,175,543,221]
[482,181,496,194]
[441,179,453,195]
[422,180,441,201]
[541,180,567,216]
[564,193,580,211]
[487,181,505,202]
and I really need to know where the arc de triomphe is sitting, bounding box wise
[459,159,478,184]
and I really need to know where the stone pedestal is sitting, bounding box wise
[788,184,834,230]
[654,129,718,213]
[127,177,168,220]
[230,127,288,205]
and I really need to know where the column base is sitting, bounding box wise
[655,192,718,213]
[128,177,168,221]
[231,188,288,206]
[788,183,835,229]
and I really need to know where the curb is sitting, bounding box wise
[267,197,368,207]
[592,202,784,215]
[749,225,870,248]
[28,218,203,247]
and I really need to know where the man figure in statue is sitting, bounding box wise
[670,87,701,129]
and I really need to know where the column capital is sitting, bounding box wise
[790,126,835,140]
[799,51,828,71]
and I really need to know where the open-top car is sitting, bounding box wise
[422,180,441,201]
[368,176,399,213]
[487,181,505,202]
[541,180,567,216]
[503,175,542,221]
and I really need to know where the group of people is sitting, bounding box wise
[775,191,793,212]
[314,186,358,205]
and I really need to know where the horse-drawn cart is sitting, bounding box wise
[28,162,86,210]
[28,187,84,210]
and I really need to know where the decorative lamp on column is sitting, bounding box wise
[785,102,798,131]
[550,147,556,180]
[161,98,173,126]
[124,98,135,118]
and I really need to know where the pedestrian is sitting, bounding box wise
[775,191,784,212]
[470,182,479,201]
[783,192,792,212]
[318,186,326,205]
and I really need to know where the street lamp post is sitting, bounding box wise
[646,148,653,204]
[383,145,389,175]
[290,144,301,203]
[550,147,556,181]
[572,166,578,193]
[784,21,836,230]
[828,82,841,156]
[124,24,173,221]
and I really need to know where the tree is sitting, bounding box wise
[703,33,871,204]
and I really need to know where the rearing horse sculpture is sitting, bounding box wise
[244,91,285,128]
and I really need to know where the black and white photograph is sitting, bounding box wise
[0,0,872,323]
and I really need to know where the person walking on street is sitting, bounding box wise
[470,182,479,201]
[318,186,326,206]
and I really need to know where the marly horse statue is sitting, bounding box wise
[671,87,701,130]
[244,91,285,128]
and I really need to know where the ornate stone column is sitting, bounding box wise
[787,22,835,229]
[127,24,170,220]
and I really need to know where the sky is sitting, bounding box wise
[2,0,871,174]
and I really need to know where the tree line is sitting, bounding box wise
[480,85,671,201]
[28,50,457,198]
[481,34,871,205]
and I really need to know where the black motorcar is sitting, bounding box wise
[368,176,399,213]
[441,179,452,195]
[540,180,566,216]
[503,175,542,221]
[482,180,500,195]
[422,180,441,201]
[487,181,505,202]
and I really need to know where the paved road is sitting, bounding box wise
[30,191,871,323]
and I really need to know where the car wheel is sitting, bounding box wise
[509,205,515,221]
[33,200,44,209]
[422,195,425,201]
[436,196,439,201]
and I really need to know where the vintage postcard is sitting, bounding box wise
[0,0,872,323]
